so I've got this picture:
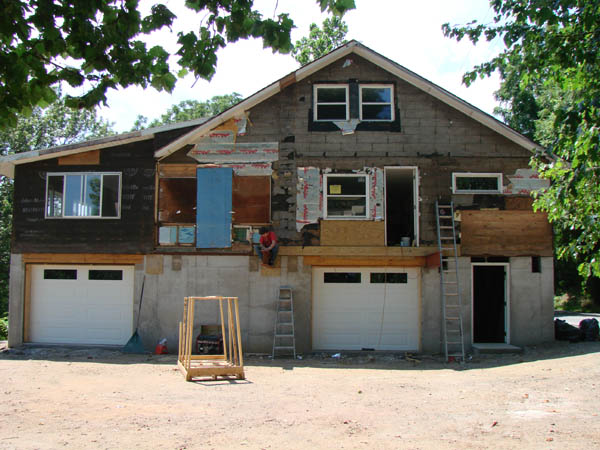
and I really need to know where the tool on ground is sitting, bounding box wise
[122,275,146,353]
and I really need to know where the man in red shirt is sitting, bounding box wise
[255,227,278,266]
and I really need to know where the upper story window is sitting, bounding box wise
[46,172,121,218]
[314,85,349,121]
[324,174,368,219]
[360,84,394,121]
[452,173,503,194]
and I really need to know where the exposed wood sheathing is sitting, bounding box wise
[58,150,100,165]
[320,220,385,246]
[460,210,553,256]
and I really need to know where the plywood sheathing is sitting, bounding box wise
[58,150,100,165]
[460,210,553,256]
[320,220,385,246]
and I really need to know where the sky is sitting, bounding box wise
[82,0,503,132]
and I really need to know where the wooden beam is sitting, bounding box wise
[57,150,100,165]
[303,256,427,267]
[158,163,197,178]
[426,252,441,268]
[22,253,144,264]
[280,245,445,257]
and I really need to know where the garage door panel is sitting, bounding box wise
[30,265,134,345]
[313,267,419,351]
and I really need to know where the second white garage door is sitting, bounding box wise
[313,267,420,351]
[29,265,134,345]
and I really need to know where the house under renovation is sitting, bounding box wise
[1,41,554,357]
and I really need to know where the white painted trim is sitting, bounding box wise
[452,172,503,194]
[383,166,419,246]
[359,84,395,122]
[471,262,510,344]
[323,173,369,219]
[313,84,350,122]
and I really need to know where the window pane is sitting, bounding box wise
[317,104,347,120]
[362,87,391,103]
[362,104,392,120]
[327,197,366,217]
[89,270,123,280]
[159,226,177,245]
[324,272,361,283]
[83,174,101,216]
[178,226,195,244]
[370,273,386,283]
[44,269,77,280]
[387,273,408,283]
[101,174,120,217]
[327,176,366,195]
[64,174,83,216]
[456,177,499,191]
[317,87,346,103]
[46,175,64,217]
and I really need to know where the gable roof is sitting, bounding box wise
[155,40,542,160]
[0,116,210,178]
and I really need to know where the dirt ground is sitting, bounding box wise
[0,342,599,450]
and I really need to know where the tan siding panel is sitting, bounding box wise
[320,220,385,246]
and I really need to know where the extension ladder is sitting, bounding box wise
[435,201,465,362]
[272,286,296,358]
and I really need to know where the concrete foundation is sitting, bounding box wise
[6,253,554,354]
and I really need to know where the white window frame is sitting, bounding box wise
[324,173,369,219]
[313,84,349,122]
[45,172,122,219]
[452,172,503,194]
[359,84,395,122]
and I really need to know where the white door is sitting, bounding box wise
[312,267,420,350]
[30,265,134,345]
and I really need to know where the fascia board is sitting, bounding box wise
[353,46,542,153]
[0,133,155,179]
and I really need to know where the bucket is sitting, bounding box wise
[400,237,411,247]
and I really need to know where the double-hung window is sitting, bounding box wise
[46,172,121,218]
[360,84,394,121]
[452,173,503,194]
[324,174,368,218]
[314,85,349,121]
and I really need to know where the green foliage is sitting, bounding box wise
[0,92,114,317]
[131,93,243,130]
[292,16,349,66]
[443,2,600,289]
[1,0,355,126]
[0,313,7,340]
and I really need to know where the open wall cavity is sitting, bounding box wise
[385,167,419,246]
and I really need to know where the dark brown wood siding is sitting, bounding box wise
[12,140,156,254]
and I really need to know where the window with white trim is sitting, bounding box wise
[46,172,121,218]
[452,173,503,194]
[313,85,349,121]
[324,174,368,218]
[360,84,394,121]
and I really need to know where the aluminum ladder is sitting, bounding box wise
[435,201,465,362]
[272,286,296,358]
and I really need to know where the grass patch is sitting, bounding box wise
[554,292,600,313]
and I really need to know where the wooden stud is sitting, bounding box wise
[234,297,244,370]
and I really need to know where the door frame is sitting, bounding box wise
[383,166,420,247]
[471,262,510,344]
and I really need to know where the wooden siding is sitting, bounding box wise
[460,210,553,256]
[12,140,156,254]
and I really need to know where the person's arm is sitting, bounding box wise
[266,232,277,250]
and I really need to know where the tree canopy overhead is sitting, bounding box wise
[0,0,355,127]
[292,16,348,66]
[443,1,600,279]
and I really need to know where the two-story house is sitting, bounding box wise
[1,41,554,356]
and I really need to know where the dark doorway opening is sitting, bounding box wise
[473,264,507,343]
[385,168,416,246]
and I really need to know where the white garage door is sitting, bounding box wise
[313,267,420,351]
[30,265,134,345]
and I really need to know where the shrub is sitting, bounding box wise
[0,313,7,341]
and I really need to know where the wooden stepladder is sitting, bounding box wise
[178,296,245,381]
[272,286,296,358]
[435,201,466,362]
